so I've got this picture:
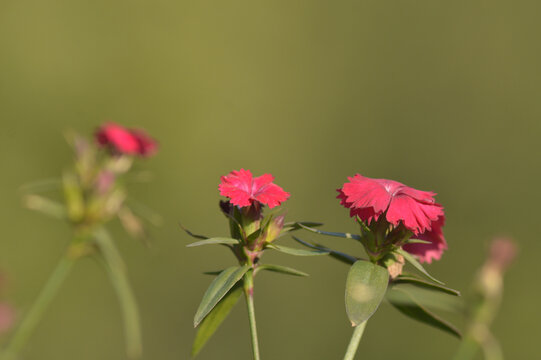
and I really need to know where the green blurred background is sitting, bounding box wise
[0,1,539,359]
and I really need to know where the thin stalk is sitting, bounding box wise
[343,321,368,360]
[3,254,75,359]
[243,271,260,360]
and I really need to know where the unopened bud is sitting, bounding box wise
[264,215,285,243]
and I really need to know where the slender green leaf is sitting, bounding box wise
[282,221,323,232]
[266,243,329,256]
[23,195,66,219]
[186,237,240,247]
[202,270,225,276]
[345,260,389,326]
[297,223,362,240]
[179,223,209,240]
[191,284,243,358]
[395,248,444,285]
[387,287,462,338]
[292,236,359,265]
[19,178,62,193]
[393,275,460,296]
[388,283,464,313]
[276,222,322,240]
[194,266,250,327]
[94,228,142,359]
[406,239,432,244]
[255,264,309,277]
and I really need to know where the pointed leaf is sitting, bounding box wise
[194,266,250,327]
[297,223,361,240]
[255,264,309,277]
[191,284,243,358]
[94,228,142,359]
[395,248,444,285]
[19,178,62,193]
[266,243,329,256]
[202,270,225,276]
[393,275,460,296]
[345,260,389,326]
[23,195,67,219]
[187,237,240,247]
[387,287,462,338]
[292,236,359,265]
[283,221,323,227]
[406,238,432,244]
[276,222,322,240]
[281,221,323,233]
[179,223,209,240]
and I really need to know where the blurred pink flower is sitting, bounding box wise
[95,123,157,157]
[0,303,14,334]
[219,169,290,208]
[338,174,446,263]
[132,129,158,157]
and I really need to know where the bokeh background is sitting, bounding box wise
[0,1,539,359]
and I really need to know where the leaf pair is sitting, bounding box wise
[386,286,462,338]
[345,260,462,338]
[192,263,310,357]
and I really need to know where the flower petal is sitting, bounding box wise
[403,216,447,263]
[253,183,290,208]
[252,174,289,208]
[218,169,253,207]
[341,175,392,214]
[387,195,443,234]
[219,169,289,208]
[131,129,158,157]
[95,123,140,154]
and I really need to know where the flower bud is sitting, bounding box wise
[263,215,285,244]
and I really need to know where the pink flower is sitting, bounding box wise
[95,123,158,157]
[132,129,158,157]
[219,169,290,208]
[338,174,446,263]
[403,216,447,263]
[0,303,14,334]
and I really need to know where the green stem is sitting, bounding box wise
[343,321,368,360]
[3,254,75,358]
[243,271,261,360]
[93,228,142,359]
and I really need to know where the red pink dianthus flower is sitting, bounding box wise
[219,169,289,209]
[95,122,158,157]
[337,174,446,263]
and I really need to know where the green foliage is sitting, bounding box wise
[395,248,444,285]
[255,264,309,277]
[179,223,210,240]
[191,285,243,358]
[94,228,142,359]
[345,261,389,326]
[387,287,462,338]
[297,223,362,240]
[194,266,250,328]
[393,275,460,296]
[186,237,240,247]
[266,243,329,256]
[292,236,360,265]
